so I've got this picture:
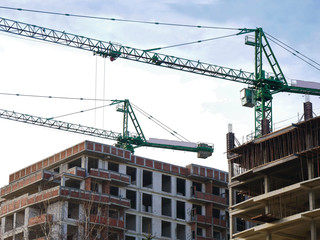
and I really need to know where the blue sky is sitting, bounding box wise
[0,0,319,187]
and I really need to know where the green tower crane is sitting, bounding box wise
[0,17,319,138]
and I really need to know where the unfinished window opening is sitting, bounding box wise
[192,181,202,193]
[90,204,99,215]
[91,182,99,192]
[88,157,99,170]
[142,217,152,234]
[125,237,135,240]
[236,218,246,231]
[176,224,186,240]
[126,190,136,209]
[109,232,119,240]
[176,201,185,219]
[5,214,14,232]
[68,202,79,219]
[15,233,24,240]
[4,237,13,240]
[126,166,136,185]
[236,192,246,204]
[68,158,81,169]
[212,186,220,196]
[213,231,221,240]
[197,227,203,237]
[161,197,171,217]
[125,213,136,231]
[108,162,119,172]
[16,210,25,228]
[162,174,171,193]
[212,208,220,219]
[176,178,186,196]
[143,170,152,188]
[67,225,78,239]
[65,179,81,189]
[53,167,60,173]
[192,204,202,215]
[110,186,119,197]
[142,193,152,212]
[161,220,171,238]
[109,209,119,219]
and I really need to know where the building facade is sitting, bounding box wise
[0,140,228,240]
[228,114,320,239]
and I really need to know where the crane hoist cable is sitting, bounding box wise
[0,6,242,30]
[145,33,240,51]
[131,103,190,142]
[265,32,320,71]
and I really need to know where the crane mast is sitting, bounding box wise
[0,17,320,138]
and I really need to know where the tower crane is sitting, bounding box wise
[0,99,213,158]
[0,17,319,138]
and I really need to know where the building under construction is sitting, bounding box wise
[0,140,228,240]
[227,101,320,239]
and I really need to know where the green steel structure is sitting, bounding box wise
[0,17,319,138]
[0,99,214,158]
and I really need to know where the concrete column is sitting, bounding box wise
[266,232,272,240]
[311,220,317,240]
[308,159,314,180]
[309,190,315,211]
[81,156,88,172]
[264,175,271,215]
[172,176,177,196]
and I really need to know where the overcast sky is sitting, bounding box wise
[0,0,319,187]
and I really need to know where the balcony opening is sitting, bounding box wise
[68,158,81,169]
[162,174,171,193]
[88,157,99,170]
[142,193,152,213]
[176,224,186,240]
[197,227,203,237]
[110,186,119,197]
[109,232,119,240]
[108,162,119,172]
[126,166,136,185]
[109,208,119,220]
[213,231,221,240]
[67,224,78,239]
[125,213,136,231]
[192,204,202,215]
[143,170,153,188]
[176,201,185,219]
[176,178,185,196]
[5,214,13,232]
[192,181,202,192]
[91,182,99,192]
[212,208,220,219]
[125,237,135,240]
[161,220,171,238]
[212,186,220,196]
[15,233,24,240]
[126,190,136,209]
[65,179,81,189]
[161,197,171,217]
[90,204,99,215]
[236,218,246,231]
[142,217,152,234]
[68,202,79,219]
[16,210,25,228]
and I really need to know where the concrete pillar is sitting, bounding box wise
[308,159,314,180]
[172,176,177,196]
[81,156,88,173]
[309,190,315,211]
[311,220,317,240]
[266,232,272,240]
